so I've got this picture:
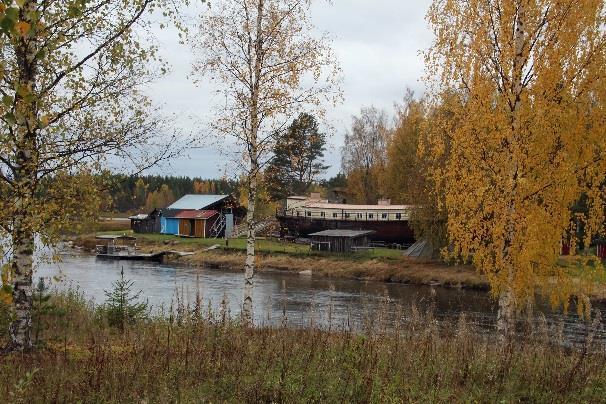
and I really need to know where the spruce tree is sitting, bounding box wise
[104,268,148,331]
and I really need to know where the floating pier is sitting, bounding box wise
[95,235,194,263]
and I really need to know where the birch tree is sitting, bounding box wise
[341,106,390,204]
[191,0,340,324]
[425,0,606,340]
[0,0,184,352]
[385,91,426,205]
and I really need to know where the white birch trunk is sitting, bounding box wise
[242,174,257,324]
[497,285,516,343]
[6,0,38,352]
[8,116,36,353]
[241,0,264,325]
[9,223,35,351]
[497,2,526,344]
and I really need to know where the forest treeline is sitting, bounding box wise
[103,172,347,214]
[105,175,240,213]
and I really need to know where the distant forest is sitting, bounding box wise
[106,174,239,213]
[105,173,347,214]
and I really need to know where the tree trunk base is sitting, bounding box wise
[1,340,33,355]
[497,289,516,345]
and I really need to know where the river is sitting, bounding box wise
[36,249,606,345]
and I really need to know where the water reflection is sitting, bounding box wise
[36,249,606,345]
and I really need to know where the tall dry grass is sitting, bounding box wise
[1,287,605,403]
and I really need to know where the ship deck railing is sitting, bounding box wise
[276,208,408,222]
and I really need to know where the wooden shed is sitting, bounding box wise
[173,210,219,238]
[130,209,161,234]
[309,229,375,253]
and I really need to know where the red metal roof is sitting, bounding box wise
[173,210,218,220]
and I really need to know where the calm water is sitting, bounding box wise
[35,249,606,344]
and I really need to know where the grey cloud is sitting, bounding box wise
[143,0,433,178]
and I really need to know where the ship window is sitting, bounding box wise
[333,212,338,218]
[382,213,388,219]
[357,213,363,219]
[396,213,402,220]
[368,213,374,219]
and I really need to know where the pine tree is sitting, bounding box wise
[265,113,329,201]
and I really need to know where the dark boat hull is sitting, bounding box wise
[277,215,415,244]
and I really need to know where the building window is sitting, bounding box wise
[357,213,363,219]
[395,213,402,220]
[320,212,325,218]
[306,211,311,217]
[382,213,388,219]
[333,212,338,218]
[368,213,374,219]
[344,213,350,218]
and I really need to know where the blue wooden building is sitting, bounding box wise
[157,194,244,238]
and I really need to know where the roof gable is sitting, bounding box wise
[167,194,229,210]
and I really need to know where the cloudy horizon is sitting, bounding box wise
[144,0,433,180]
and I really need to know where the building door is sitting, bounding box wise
[179,219,189,236]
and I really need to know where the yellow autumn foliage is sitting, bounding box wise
[425,0,606,322]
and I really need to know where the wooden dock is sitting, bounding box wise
[96,250,194,263]
[96,252,166,262]
[95,235,194,263]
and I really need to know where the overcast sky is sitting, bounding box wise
[144,0,434,179]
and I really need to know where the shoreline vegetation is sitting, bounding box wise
[72,230,606,303]
[1,289,606,402]
[72,231,489,291]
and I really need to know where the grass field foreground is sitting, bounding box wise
[1,290,605,402]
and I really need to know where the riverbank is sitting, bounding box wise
[73,233,489,291]
[1,290,605,402]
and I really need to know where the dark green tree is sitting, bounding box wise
[31,277,65,347]
[265,113,329,201]
[104,268,148,331]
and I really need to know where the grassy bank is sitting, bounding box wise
[1,290,606,402]
[73,232,488,290]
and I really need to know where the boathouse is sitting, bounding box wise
[309,229,374,253]
[159,194,244,238]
